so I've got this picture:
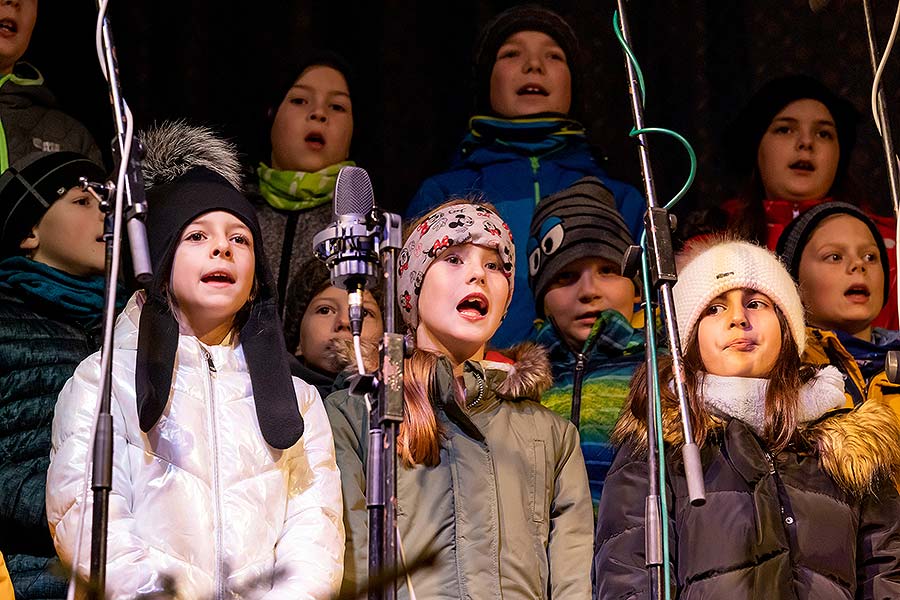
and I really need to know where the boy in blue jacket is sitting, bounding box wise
[407,4,644,347]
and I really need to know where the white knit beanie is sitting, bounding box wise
[673,240,806,355]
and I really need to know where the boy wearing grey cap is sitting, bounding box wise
[528,176,644,508]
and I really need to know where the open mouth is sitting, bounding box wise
[845,284,870,299]
[457,293,488,318]
[517,84,549,96]
[304,132,325,148]
[789,160,815,172]
[201,271,235,285]
[0,19,18,34]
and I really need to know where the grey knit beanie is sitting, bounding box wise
[527,176,636,316]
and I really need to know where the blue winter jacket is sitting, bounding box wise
[407,125,644,347]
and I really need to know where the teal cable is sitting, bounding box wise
[638,233,672,599]
[613,11,646,106]
[631,127,697,210]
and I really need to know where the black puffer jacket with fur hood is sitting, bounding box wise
[594,374,900,600]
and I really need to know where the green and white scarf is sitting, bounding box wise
[257,160,355,211]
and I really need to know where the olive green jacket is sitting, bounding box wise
[324,343,593,599]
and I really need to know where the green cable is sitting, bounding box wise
[631,127,697,210]
[613,8,703,599]
[613,11,646,106]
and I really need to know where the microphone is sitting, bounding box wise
[313,166,381,337]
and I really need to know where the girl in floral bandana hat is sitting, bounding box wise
[326,199,593,599]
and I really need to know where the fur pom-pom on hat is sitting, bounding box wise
[673,238,807,354]
[140,120,243,191]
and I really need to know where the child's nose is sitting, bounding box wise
[307,103,327,123]
[523,53,545,74]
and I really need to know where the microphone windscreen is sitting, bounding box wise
[334,166,375,217]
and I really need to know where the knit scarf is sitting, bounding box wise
[463,115,586,155]
[0,255,125,327]
[699,365,846,436]
[256,160,355,211]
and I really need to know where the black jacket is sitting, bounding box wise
[594,397,900,599]
[0,290,101,599]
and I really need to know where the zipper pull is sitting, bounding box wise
[575,354,585,372]
[204,349,217,373]
[764,450,776,475]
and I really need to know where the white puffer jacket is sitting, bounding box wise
[46,294,344,600]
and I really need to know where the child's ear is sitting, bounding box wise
[18,228,39,251]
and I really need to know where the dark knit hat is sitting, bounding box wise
[776,201,889,307]
[0,151,106,256]
[726,74,859,179]
[527,176,635,316]
[472,4,582,118]
[137,122,304,450]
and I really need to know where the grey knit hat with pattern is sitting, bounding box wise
[527,176,636,316]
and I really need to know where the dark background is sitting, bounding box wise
[26,0,900,224]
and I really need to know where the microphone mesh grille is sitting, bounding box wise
[334,166,375,216]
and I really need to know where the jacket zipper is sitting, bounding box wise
[529,156,541,205]
[570,353,585,429]
[764,450,796,529]
[202,347,225,600]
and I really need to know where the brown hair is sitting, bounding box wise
[397,196,499,467]
[629,307,813,453]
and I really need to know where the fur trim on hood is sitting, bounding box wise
[613,396,900,497]
[484,342,553,401]
[332,337,552,402]
[140,120,244,191]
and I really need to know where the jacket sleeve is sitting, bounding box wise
[46,353,180,599]
[323,392,370,598]
[260,382,345,600]
[593,443,676,600]
[547,421,593,599]
[856,477,900,598]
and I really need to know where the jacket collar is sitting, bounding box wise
[613,369,900,496]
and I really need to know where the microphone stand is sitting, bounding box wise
[615,3,706,598]
[86,3,152,598]
[347,209,404,600]
[862,0,900,215]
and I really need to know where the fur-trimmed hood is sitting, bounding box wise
[613,394,900,497]
[331,337,553,402]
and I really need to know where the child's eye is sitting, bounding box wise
[864,252,879,262]
[704,304,725,316]
[497,48,519,60]
[817,129,835,140]
[598,264,618,275]
[547,50,566,61]
[824,252,842,262]
[444,255,461,265]
[363,308,377,319]
[289,96,309,106]
[485,261,499,271]
[315,305,335,316]
[73,196,92,206]
[552,272,577,286]
[746,299,768,310]
[331,103,349,113]
[184,231,205,242]
[231,234,250,245]
[772,125,792,135]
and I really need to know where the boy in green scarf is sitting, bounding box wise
[251,49,357,343]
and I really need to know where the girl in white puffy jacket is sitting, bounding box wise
[46,123,344,600]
